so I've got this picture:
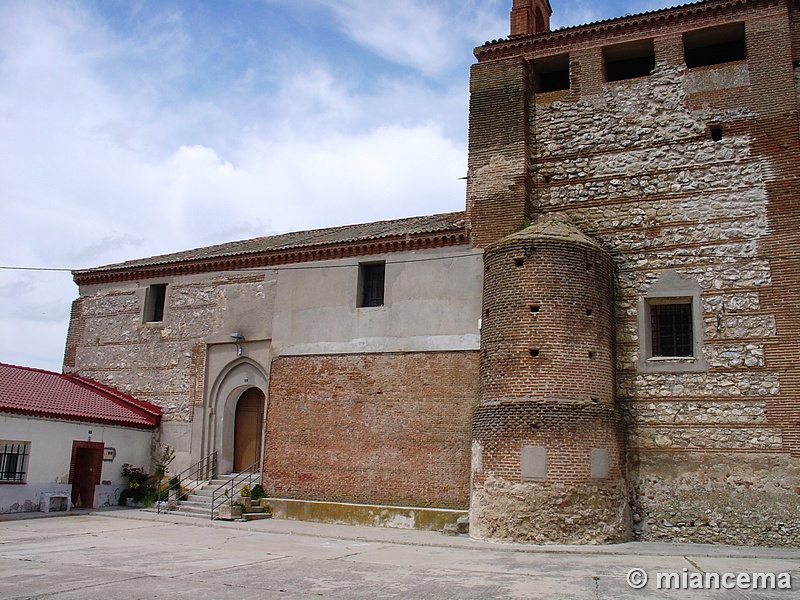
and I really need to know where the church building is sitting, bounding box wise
[65,0,800,546]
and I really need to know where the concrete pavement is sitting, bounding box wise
[0,508,797,599]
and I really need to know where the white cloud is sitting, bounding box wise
[0,0,473,372]
[276,0,507,76]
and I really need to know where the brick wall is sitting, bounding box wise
[264,351,479,509]
[480,228,616,405]
[466,57,531,247]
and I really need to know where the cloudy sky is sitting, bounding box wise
[1,0,676,373]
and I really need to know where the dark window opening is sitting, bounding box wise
[684,23,746,68]
[359,262,385,308]
[529,349,540,357]
[651,303,693,357]
[530,305,540,313]
[144,284,167,323]
[0,442,29,482]
[604,40,655,82]
[532,53,570,93]
[710,125,723,142]
[514,257,525,267]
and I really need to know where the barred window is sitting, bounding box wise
[0,442,29,482]
[650,303,694,357]
[359,262,385,308]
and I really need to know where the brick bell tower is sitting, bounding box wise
[470,219,630,544]
[510,0,551,37]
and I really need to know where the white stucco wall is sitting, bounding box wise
[0,414,154,513]
[270,246,484,356]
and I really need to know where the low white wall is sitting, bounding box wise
[0,414,154,514]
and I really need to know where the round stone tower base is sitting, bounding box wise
[470,476,631,544]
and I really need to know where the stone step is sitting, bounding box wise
[173,505,214,517]
[186,493,214,503]
[179,500,214,510]
[243,512,272,521]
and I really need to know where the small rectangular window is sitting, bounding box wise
[684,23,746,69]
[144,284,167,323]
[0,442,29,482]
[359,262,385,308]
[650,302,694,357]
[603,39,655,82]
[532,53,570,93]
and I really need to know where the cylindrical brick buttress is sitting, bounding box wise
[471,219,630,544]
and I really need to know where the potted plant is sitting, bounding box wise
[239,484,252,512]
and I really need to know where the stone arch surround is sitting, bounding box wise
[204,358,269,475]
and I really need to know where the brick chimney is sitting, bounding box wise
[510,0,552,37]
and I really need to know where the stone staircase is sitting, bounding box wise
[167,474,270,521]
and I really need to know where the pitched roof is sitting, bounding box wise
[73,212,468,281]
[0,363,162,430]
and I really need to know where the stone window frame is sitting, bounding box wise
[142,282,169,325]
[637,271,708,373]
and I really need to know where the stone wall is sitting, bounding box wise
[523,7,800,544]
[469,0,800,545]
[66,272,273,423]
[629,453,800,547]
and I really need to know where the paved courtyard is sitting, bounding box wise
[0,508,797,599]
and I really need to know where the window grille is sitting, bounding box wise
[360,263,385,307]
[0,442,29,482]
[651,303,693,357]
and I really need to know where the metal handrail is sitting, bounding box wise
[156,451,218,514]
[210,461,260,520]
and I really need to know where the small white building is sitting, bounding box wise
[0,363,161,513]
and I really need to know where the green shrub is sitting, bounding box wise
[251,484,266,501]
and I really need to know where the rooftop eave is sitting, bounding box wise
[476,0,755,61]
[73,226,471,287]
[0,406,160,430]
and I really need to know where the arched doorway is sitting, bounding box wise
[233,387,265,472]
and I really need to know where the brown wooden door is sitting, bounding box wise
[233,388,264,472]
[69,442,104,508]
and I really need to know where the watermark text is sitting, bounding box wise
[627,568,792,591]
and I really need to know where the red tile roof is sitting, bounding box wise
[0,363,162,430]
